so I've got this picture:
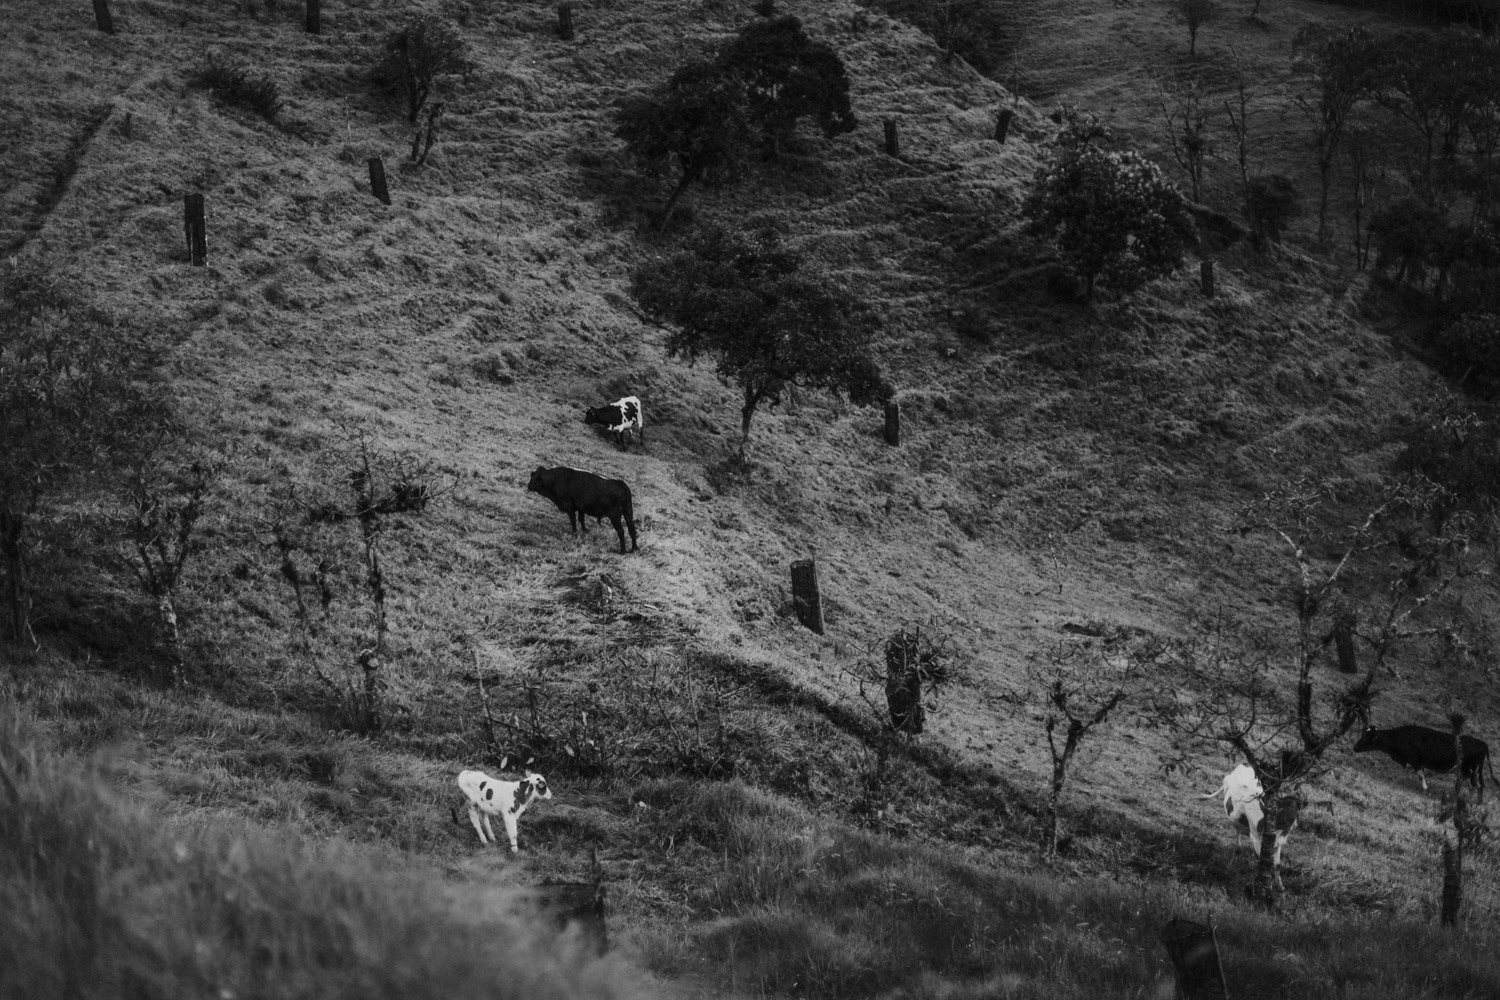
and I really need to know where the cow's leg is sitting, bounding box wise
[1419,770,1429,792]
[468,804,490,845]
[503,811,520,854]
[609,514,627,554]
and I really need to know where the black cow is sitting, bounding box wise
[526,466,638,553]
[583,395,644,450]
[1353,724,1496,800]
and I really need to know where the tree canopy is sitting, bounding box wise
[629,225,889,455]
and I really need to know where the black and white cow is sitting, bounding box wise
[1200,763,1297,864]
[526,466,639,553]
[583,396,644,450]
[1353,724,1495,800]
[456,769,553,852]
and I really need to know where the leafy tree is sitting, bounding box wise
[1369,196,1451,285]
[1,263,159,646]
[1023,112,1196,301]
[717,15,856,156]
[378,16,468,123]
[616,17,857,223]
[1244,173,1300,243]
[615,60,755,228]
[1177,0,1217,59]
[630,225,890,457]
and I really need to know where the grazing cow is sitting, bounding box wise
[526,466,639,553]
[583,396,644,450]
[1353,724,1495,800]
[457,769,553,852]
[1200,763,1297,865]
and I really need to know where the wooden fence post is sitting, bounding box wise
[183,193,206,266]
[306,0,320,34]
[790,558,824,635]
[995,108,1014,144]
[92,0,115,33]
[1159,918,1228,1000]
[557,3,574,40]
[368,157,391,205]
[883,119,899,158]
[883,401,900,446]
[1200,258,1215,297]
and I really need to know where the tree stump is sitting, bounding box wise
[885,628,924,734]
[790,558,824,634]
[368,157,391,205]
[92,0,114,34]
[883,400,900,446]
[557,3,574,40]
[182,193,206,266]
[1159,918,1228,1000]
[306,0,320,34]
[532,880,608,955]
[1199,259,1215,297]
[883,119,899,158]
[995,108,1014,144]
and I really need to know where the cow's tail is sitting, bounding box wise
[625,492,638,534]
[1198,783,1228,800]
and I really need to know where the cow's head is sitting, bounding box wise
[527,468,549,493]
[583,406,608,427]
[1352,726,1380,752]
[525,770,553,801]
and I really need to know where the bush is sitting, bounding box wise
[1432,312,1500,386]
[870,0,1020,76]
[377,17,469,123]
[1368,197,1450,285]
[189,52,283,121]
[1243,174,1299,244]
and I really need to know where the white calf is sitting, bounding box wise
[457,769,553,852]
[1200,763,1294,865]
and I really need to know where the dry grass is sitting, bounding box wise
[2,0,1500,996]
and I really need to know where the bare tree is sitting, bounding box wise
[1158,73,1212,202]
[1023,628,1150,854]
[1178,0,1218,60]
[1221,50,1253,193]
[1156,478,1473,904]
[1294,24,1381,242]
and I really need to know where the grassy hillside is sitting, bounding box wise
[3,0,1500,997]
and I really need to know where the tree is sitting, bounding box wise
[630,225,890,457]
[118,434,219,687]
[1294,24,1381,242]
[1155,478,1473,905]
[1024,111,1197,301]
[1178,0,1218,59]
[717,15,856,158]
[615,60,755,228]
[1,262,158,647]
[379,16,468,123]
[616,17,857,225]
[1158,73,1211,201]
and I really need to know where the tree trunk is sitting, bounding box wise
[156,591,184,687]
[305,0,320,34]
[92,0,114,34]
[1046,755,1069,854]
[1441,838,1462,927]
[1251,797,1285,907]
[1,510,30,647]
[1159,919,1229,1000]
[658,167,697,230]
[790,559,824,635]
[368,157,391,205]
[883,401,900,446]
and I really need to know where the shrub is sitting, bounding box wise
[1432,312,1500,385]
[869,0,1020,75]
[1243,174,1300,244]
[377,17,469,123]
[189,52,282,121]
[1368,197,1450,285]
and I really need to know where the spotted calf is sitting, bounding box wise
[457,769,553,852]
[583,395,644,450]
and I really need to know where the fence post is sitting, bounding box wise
[995,108,1014,144]
[306,0,320,34]
[1200,258,1215,297]
[183,193,206,266]
[557,3,574,40]
[1159,918,1228,1000]
[883,401,900,446]
[92,0,114,33]
[790,558,825,635]
[883,119,899,158]
[368,157,391,205]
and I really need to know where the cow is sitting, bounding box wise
[456,769,553,852]
[1353,724,1495,800]
[1200,763,1297,865]
[526,466,639,553]
[583,396,644,450]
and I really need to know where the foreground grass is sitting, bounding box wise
[0,706,639,1000]
[629,779,1500,1000]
